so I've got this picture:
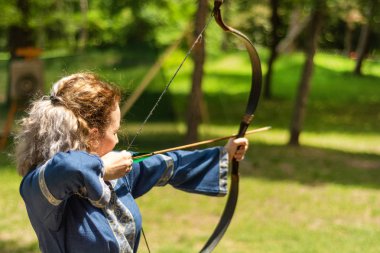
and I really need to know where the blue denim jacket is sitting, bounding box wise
[20,147,228,253]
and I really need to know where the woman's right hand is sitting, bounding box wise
[101,150,133,181]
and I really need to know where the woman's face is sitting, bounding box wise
[94,104,121,156]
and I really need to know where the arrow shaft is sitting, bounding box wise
[133,126,270,160]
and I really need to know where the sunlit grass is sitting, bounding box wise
[315,52,380,77]
[315,52,356,72]
[3,120,379,252]
[302,131,380,155]
[136,167,380,253]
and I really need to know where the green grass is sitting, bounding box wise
[140,181,380,253]
[0,47,379,252]
[0,156,39,253]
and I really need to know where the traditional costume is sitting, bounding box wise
[20,147,228,253]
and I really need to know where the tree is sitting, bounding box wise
[185,0,208,143]
[339,2,363,56]
[7,0,35,58]
[263,0,281,99]
[289,0,326,146]
[354,0,378,75]
[77,0,89,51]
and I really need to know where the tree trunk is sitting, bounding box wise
[7,0,34,58]
[77,0,89,52]
[354,0,378,75]
[185,0,208,143]
[343,23,353,57]
[276,9,309,53]
[288,0,325,146]
[264,0,281,99]
[353,22,370,75]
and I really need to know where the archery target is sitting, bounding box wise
[10,59,44,102]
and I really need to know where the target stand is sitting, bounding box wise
[0,48,44,150]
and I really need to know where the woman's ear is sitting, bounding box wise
[88,128,100,151]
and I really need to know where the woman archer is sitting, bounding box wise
[15,72,249,253]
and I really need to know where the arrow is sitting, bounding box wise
[132,126,271,162]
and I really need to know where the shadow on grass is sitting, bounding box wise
[242,143,380,189]
[0,239,38,253]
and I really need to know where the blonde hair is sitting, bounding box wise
[15,72,121,176]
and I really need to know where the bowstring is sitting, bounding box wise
[141,228,151,253]
[126,13,214,151]
[129,12,215,253]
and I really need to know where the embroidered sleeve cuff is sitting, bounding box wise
[155,154,174,186]
[218,146,229,196]
[166,146,229,196]
[38,160,63,206]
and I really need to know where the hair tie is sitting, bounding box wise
[49,95,64,106]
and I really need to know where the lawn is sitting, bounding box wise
[0,45,379,253]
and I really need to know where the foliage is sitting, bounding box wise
[0,0,195,50]
[231,0,379,53]
[0,0,379,54]
[0,1,21,27]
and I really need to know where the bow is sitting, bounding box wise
[199,1,262,252]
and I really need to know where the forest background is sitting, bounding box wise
[0,0,379,252]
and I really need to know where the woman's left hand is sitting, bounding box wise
[224,137,249,162]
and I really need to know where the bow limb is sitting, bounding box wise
[200,1,262,252]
